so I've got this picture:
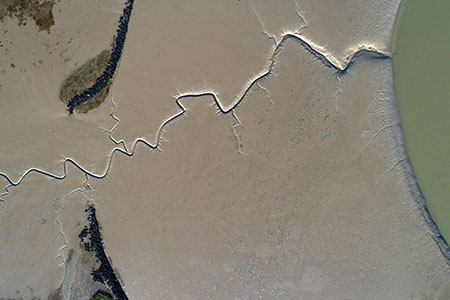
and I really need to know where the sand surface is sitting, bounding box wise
[0,0,449,299]
[92,39,450,300]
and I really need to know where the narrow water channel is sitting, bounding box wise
[392,0,450,242]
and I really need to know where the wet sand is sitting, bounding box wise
[0,0,449,299]
[91,41,449,299]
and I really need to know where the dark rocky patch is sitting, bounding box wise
[79,205,128,300]
[67,0,134,114]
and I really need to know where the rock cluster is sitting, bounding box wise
[67,0,134,114]
[79,205,128,300]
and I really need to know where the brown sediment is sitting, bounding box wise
[57,233,110,299]
[47,287,61,300]
[0,0,55,33]
[66,248,74,264]
[59,50,111,114]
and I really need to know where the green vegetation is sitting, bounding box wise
[90,290,113,300]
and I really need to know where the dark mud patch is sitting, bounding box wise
[79,204,128,300]
[66,248,74,264]
[0,0,55,33]
[60,50,111,114]
[47,287,61,300]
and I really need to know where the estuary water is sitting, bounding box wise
[393,0,450,242]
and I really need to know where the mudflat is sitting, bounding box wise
[0,0,448,299]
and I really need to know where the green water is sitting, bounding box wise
[392,0,450,242]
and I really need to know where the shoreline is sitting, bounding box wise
[387,66,450,264]
[391,0,450,259]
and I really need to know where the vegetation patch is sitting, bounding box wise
[91,290,113,300]
[0,0,55,33]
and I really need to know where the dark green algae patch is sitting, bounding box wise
[90,290,113,300]
[392,0,450,244]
